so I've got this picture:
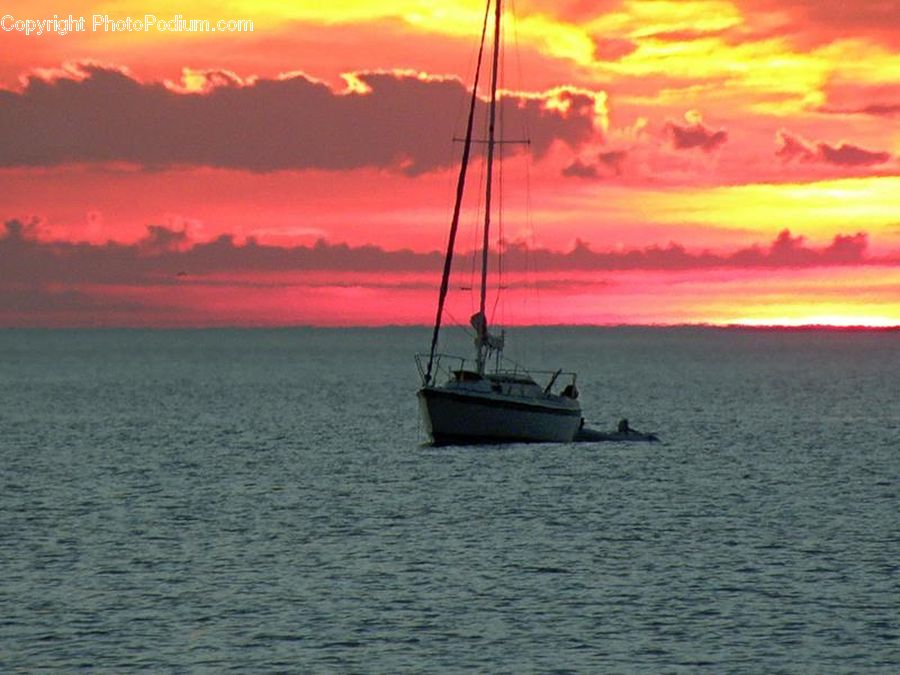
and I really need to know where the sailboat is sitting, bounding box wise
[416,0,583,445]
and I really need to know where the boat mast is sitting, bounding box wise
[423,1,493,385]
[476,0,503,375]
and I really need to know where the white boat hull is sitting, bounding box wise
[418,386,582,445]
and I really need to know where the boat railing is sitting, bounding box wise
[416,353,577,390]
[494,365,577,382]
[494,366,578,391]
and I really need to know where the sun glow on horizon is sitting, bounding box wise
[727,316,900,328]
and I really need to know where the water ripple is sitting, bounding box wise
[1,328,898,672]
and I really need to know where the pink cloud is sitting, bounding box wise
[819,143,891,167]
[737,0,900,48]
[777,130,892,166]
[1,219,882,285]
[562,150,627,179]
[562,159,599,179]
[820,82,900,117]
[775,130,816,162]
[518,0,624,23]
[856,104,900,117]
[597,150,627,175]
[3,218,892,327]
[592,37,638,61]
[665,114,728,152]
[644,28,728,42]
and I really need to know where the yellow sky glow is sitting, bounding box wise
[642,177,900,242]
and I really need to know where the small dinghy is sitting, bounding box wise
[575,418,660,443]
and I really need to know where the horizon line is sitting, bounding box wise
[2,322,899,332]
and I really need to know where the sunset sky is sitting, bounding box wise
[2,0,899,327]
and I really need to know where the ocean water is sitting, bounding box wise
[1,327,898,672]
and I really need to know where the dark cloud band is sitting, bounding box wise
[0,219,882,286]
[0,63,603,173]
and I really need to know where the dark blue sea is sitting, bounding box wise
[2,327,898,672]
